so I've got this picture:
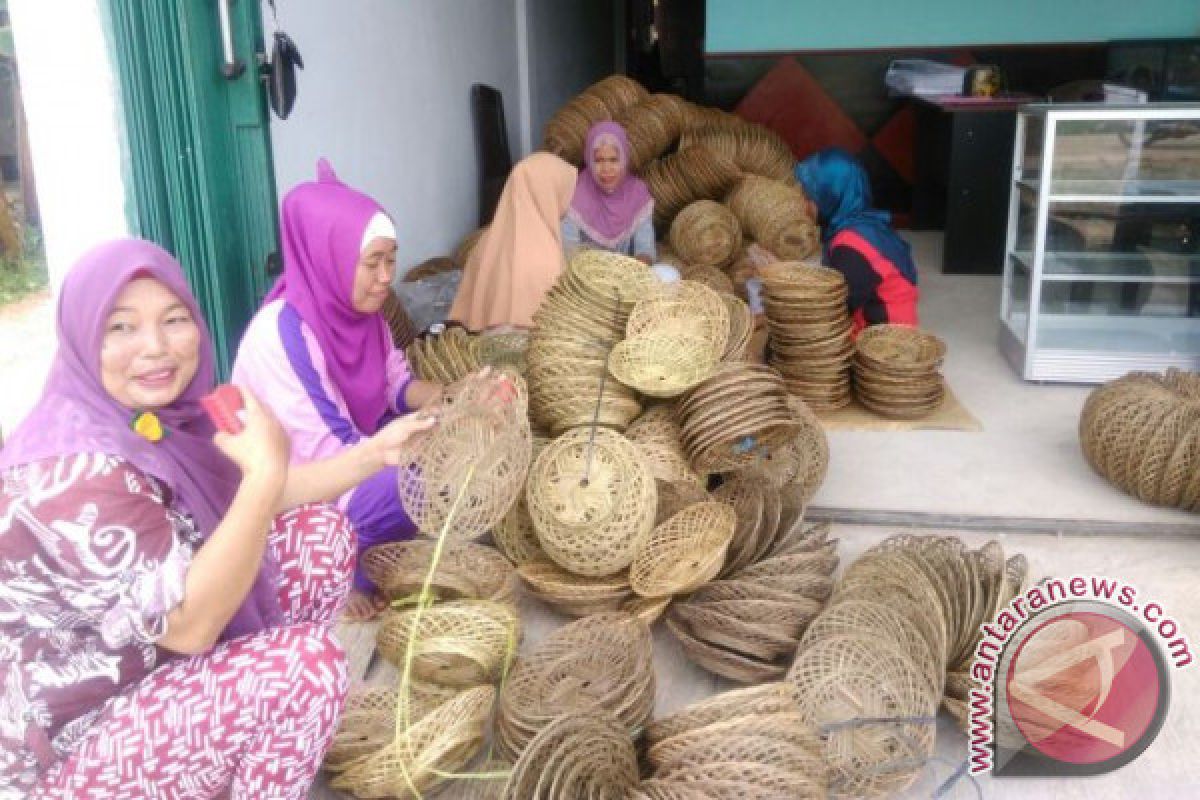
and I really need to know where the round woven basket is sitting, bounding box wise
[394,372,532,540]
[501,710,639,800]
[679,124,796,182]
[382,289,419,349]
[329,685,495,799]
[668,200,743,269]
[727,175,820,261]
[496,613,654,759]
[642,144,742,229]
[679,264,736,295]
[855,324,947,373]
[517,560,632,617]
[608,331,722,398]
[625,406,705,486]
[541,94,612,165]
[376,600,519,687]
[1080,368,1200,510]
[615,93,688,171]
[655,479,711,525]
[361,539,517,605]
[718,292,755,362]
[324,682,458,773]
[787,633,939,798]
[586,74,649,116]
[630,501,737,597]
[627,280,730,345]
[526,427,657,576]
[643,682,798,745]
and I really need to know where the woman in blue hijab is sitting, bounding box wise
[796,148,919,335]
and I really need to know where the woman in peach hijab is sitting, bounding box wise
[449,152,577,332]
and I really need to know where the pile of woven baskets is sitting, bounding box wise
[852,324,948,419]
[788,534,1029,796]
[323,371,533,798]
[1080,368,1200,511]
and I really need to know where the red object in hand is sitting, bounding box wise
[201,384,245,434]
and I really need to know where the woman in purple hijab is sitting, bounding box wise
[233,159,443,620]
[562,121,657,263]
[0,238,408,796]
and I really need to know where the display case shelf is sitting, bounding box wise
[1009,251,1200,283]
[1001,103,1200,383]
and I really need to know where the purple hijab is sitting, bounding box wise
[266,159,392,434]
[0,238,281,639]
[565,121,654,250]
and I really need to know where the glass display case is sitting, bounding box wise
[1000,103,1200,382]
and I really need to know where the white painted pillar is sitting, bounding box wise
[9,0,129,290]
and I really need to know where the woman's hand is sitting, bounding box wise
[371,412,438,467]
[213,388,290,490]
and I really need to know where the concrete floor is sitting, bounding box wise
[816,232,1199,531]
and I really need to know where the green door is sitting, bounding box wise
[104,0,278,377]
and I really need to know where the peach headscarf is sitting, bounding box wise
[449,152,577,331]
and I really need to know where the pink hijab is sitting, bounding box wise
[564,121,654,249]
[266,160,393,433]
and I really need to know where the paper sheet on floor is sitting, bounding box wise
[814,384,983,432]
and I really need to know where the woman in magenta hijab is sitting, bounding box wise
[0,238,421,797]
[561,121,656,263]
[233,160,443,620]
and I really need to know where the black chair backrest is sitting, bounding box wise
[471,84,514,227]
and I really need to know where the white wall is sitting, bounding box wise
[263,0,525,269]
[524,0,618,150]
[9,0,129,289]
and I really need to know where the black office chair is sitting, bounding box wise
[471,84,513,227]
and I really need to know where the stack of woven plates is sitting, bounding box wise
[675,362,803,474]
[527,251,654,433]
[852,324,947,419]
[665,520,838,683]
[406,326,482,383]
[496,612,655,759]
[639,683,828,799]
[760,263,854,411]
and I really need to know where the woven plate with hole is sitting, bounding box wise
[526,427,657,576]
[361,539,517,605]
[329,685,495,799]
[375,600,519,687]
[608,331,721,397]
[630,501,737,597]
[565,249,656,309]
